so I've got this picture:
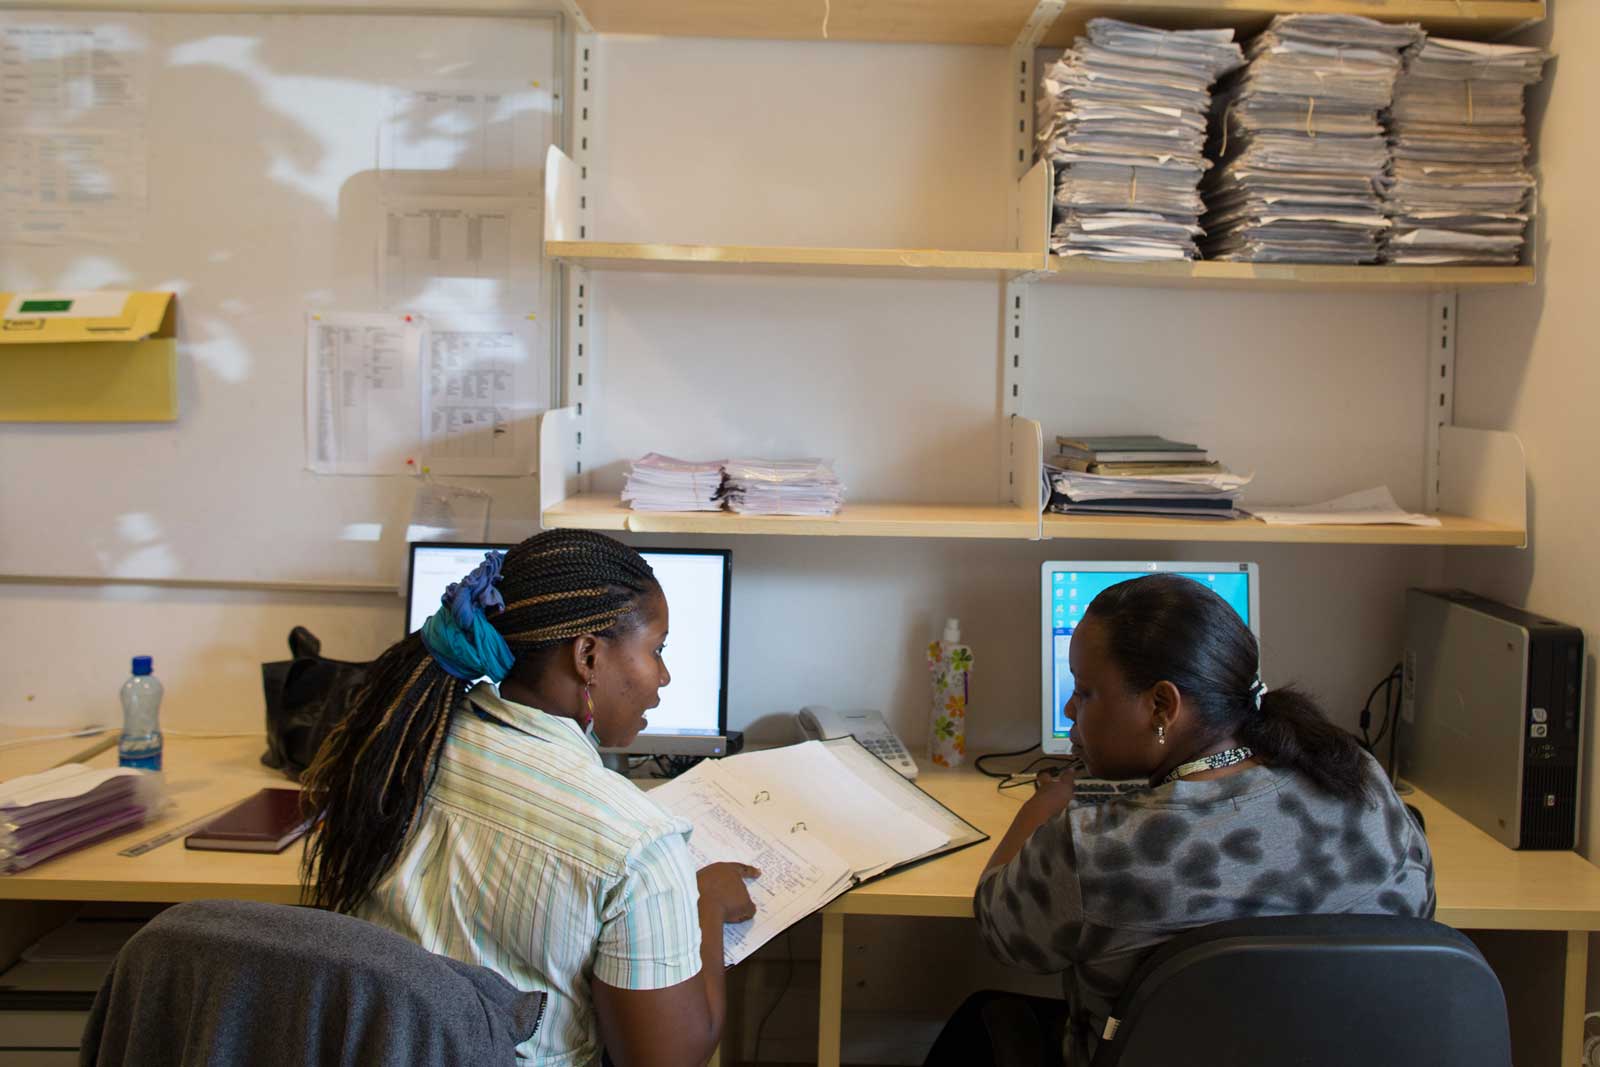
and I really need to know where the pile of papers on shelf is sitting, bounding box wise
[723,458,846,516]
[1038,19,1243,261]
[1203,15,1422,263]
[1046,464,1253,520]
[1,763,167,875]
[622,453,726,512]
[1382,38,1550,265]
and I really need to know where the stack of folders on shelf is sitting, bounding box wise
[723,459,845,517]
[622,453,726,512]
[0,764,167,875]
[1382,38,1550,265]
[1038,19,1244,260]
[1204,15,1422,263]
[1046,435,1252,519]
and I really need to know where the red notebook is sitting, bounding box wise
[184,788,312,854]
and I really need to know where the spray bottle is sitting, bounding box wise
[928,618,972,768]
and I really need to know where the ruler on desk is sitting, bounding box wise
[119,802,237,857]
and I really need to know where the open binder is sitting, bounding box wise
[651,737,987,965]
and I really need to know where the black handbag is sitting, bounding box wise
[260,626,371,780]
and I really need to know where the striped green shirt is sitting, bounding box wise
[358,684,703,1066]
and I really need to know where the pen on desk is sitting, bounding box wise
[52,729,119,769]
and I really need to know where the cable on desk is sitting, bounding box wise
[1358,663,1403,761]
[973,742,1041,778]
[0,725,109,750]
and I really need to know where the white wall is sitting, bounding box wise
[2,34,1446,774]
[0,23,1494,1066]
[1442,0,1599,1022]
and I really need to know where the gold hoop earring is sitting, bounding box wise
[1156,724,1166,745]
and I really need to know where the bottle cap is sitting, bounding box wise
[131,656,153,676]
[942,618,961,644]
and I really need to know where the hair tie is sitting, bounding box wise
[419,551,515,683]
[1252,676,1269,711]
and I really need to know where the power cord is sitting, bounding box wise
[752,930,794,1063]
[974,743,1079,794]
[647,754,705,779]
[974,742,1041,777]
[1358,664,1403,754]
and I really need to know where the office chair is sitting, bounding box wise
[80,899,546,1066]
[1091,914,1511,1067]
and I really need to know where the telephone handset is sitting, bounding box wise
[796,705,918,780]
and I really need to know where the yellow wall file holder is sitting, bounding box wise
[0,290,178,422]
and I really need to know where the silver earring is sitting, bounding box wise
[1156,724,1167,745]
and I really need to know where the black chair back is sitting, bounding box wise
[1091,914,1510,1067]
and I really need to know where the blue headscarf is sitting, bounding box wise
[419,550,515,683]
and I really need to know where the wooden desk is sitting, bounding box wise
[0,735,303,905]
[814,765,1600,1067]
[7,738,1599,1065]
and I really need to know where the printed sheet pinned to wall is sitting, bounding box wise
[0,12,150,244]
[306,311,544,477]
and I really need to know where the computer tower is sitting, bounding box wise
[1401,589,1584,850]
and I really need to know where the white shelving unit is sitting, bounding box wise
[538,0,1538,549]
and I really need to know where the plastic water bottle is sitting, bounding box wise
[118,656,164,771]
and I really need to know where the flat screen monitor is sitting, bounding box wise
[406,542,732,756]
[1040,561,1260,756]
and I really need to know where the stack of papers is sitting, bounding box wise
[722,458,845,516]
[1203,15,1422,263]
[621,454,726,512]
[1039,19,1244,260]
[1382,38,1550,265]
[0,764,166,875]
[1047,466,1254,520]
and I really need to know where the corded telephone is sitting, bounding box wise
[796,705,918,779]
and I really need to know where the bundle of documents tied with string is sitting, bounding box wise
[1203,15,1422,263]
[722,458,845,516]
[621,453,727,512]
[1,764,167,875]
[1038,19,1243,260]
[1382,38,1550,265]
[1046,434,1252,519]
[650,738,986,965]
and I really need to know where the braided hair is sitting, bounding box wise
[1086,574,1371,802]
[301,530,659,913]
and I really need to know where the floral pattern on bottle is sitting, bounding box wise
[928,639,972,768]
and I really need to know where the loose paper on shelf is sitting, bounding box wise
[1247,486,1442,526]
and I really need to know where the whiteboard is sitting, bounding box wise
[0,10,559,587]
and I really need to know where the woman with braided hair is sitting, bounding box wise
[301,529,758,1067]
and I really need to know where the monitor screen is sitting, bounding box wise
[406,543,730,749]
[1039,561,1260,755]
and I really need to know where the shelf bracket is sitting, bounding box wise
[1424,289,1458,513]
[1010,0,1064,181]
[1002,278,1032,499]
[556,27,598,487]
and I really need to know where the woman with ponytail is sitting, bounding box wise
[927,573,1434,1067]
[301,530,758,1067]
